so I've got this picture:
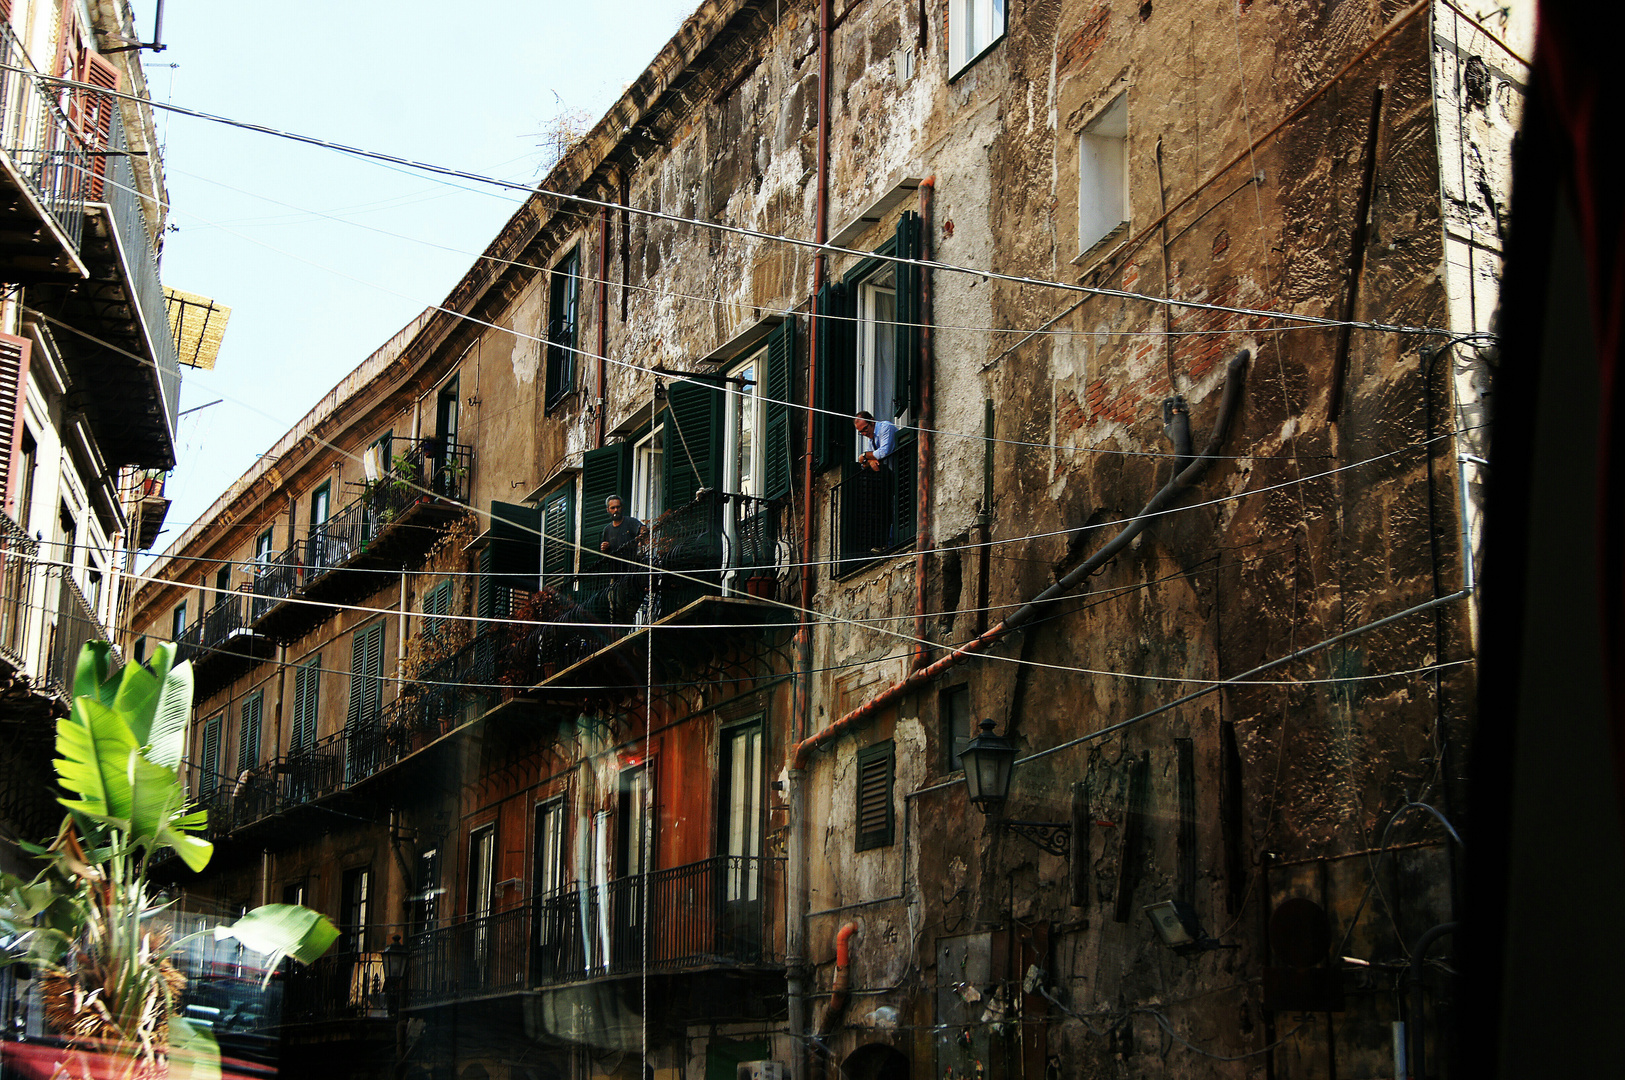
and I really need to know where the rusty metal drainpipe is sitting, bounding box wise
[817,921,860,1031]
[597,199,610,448]
[792,348,1251,770]
[789,2,833,1074]
[975,399,993,635]
[911,180,935,670]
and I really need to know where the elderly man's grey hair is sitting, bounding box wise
[606,495,626,510]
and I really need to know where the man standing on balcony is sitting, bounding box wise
[600,496,647,624]
[854,411,897,473]
[599,496,645,559]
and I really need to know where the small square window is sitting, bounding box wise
[856,741,895,851]
[1079,95,1129,257]
[949,0,1008,76]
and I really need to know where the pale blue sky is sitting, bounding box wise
[146,0,701,562]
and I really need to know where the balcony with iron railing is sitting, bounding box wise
[533,490,784,675]
[175,588,273,698]
[408,854,784,1008]
[44,569,116,703]
[829,429,918,578]
[93,105,182,452]
[0,19,88,278]
[250,439,474,644]
[0,512,38,672]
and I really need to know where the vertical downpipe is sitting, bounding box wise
[597,197,611,449]
[788,2,833,1074]
[975,400,993,635]
[912,180,935,670]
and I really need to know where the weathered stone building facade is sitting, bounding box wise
[127,0,1527,1076]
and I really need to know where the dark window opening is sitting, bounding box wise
[941,684,972,773]
[545,248,581,411]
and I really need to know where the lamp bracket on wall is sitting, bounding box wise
[1001,819,1070,858]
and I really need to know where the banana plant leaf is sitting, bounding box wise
[54,698,213,871]
[216,903,340,973]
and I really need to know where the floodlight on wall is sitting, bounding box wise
[959,720,1071,857]
[1144,899,1235,955]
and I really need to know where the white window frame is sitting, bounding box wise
[632,425,665,523]
[1078,94,1130,258]
[949,0,1008,76]
[723,352,767,590]
[854,272,899,459]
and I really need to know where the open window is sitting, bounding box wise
[817,214,922,574]
[949,0,1008,76]
[1079,94,1129,258]
[545,247,581,412]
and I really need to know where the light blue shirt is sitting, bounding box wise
[867,419,898,462]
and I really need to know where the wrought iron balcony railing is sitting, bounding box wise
[282,439,475,595]
[409,854,783,1006]
[281,950,393,1025]
[175,589,250,665]
[44,570,115,698]
[0,20,87,257]
[0,511,38,668]
[829,429,918,578]
[531,491,781,672]
[99,106,181,440]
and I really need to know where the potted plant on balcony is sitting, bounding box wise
[0,642,338,1080]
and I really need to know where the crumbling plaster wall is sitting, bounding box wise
[793,0,1477,1074]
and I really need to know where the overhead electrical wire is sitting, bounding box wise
[23,550,1471,692]
[86,165,1345,470]
[171,163,1367,351]
[6,62,1455,338]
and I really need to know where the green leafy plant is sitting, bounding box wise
[0,642,338,1079]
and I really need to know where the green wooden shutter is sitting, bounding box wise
[581,442,633,577]
[477,543,497,621]
[762,317,796,501]
[347,623,385,730]
[813,282,854,469]
[892,211,921,420]
[489,499,542,589]
[292,658,319,751]
[238,692,263,771]
[663,378,722,512]
[199,714,222,795]
[541,485,576,588]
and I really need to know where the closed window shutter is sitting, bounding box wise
[238,692,263,772]
[292,658,319,751]
[423,580,452,637]
[477,544,498,621]
[762,317,796,501]
[892,212,922,420]
[813,282,854,469]
[199,715,222,796]
[855,741,895,851]
[347,622,384,729]
[0,334,31,516]
[662,379,722,513]
[581,442,632,576]
[541,486,575,588]
[79,53,121,199]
